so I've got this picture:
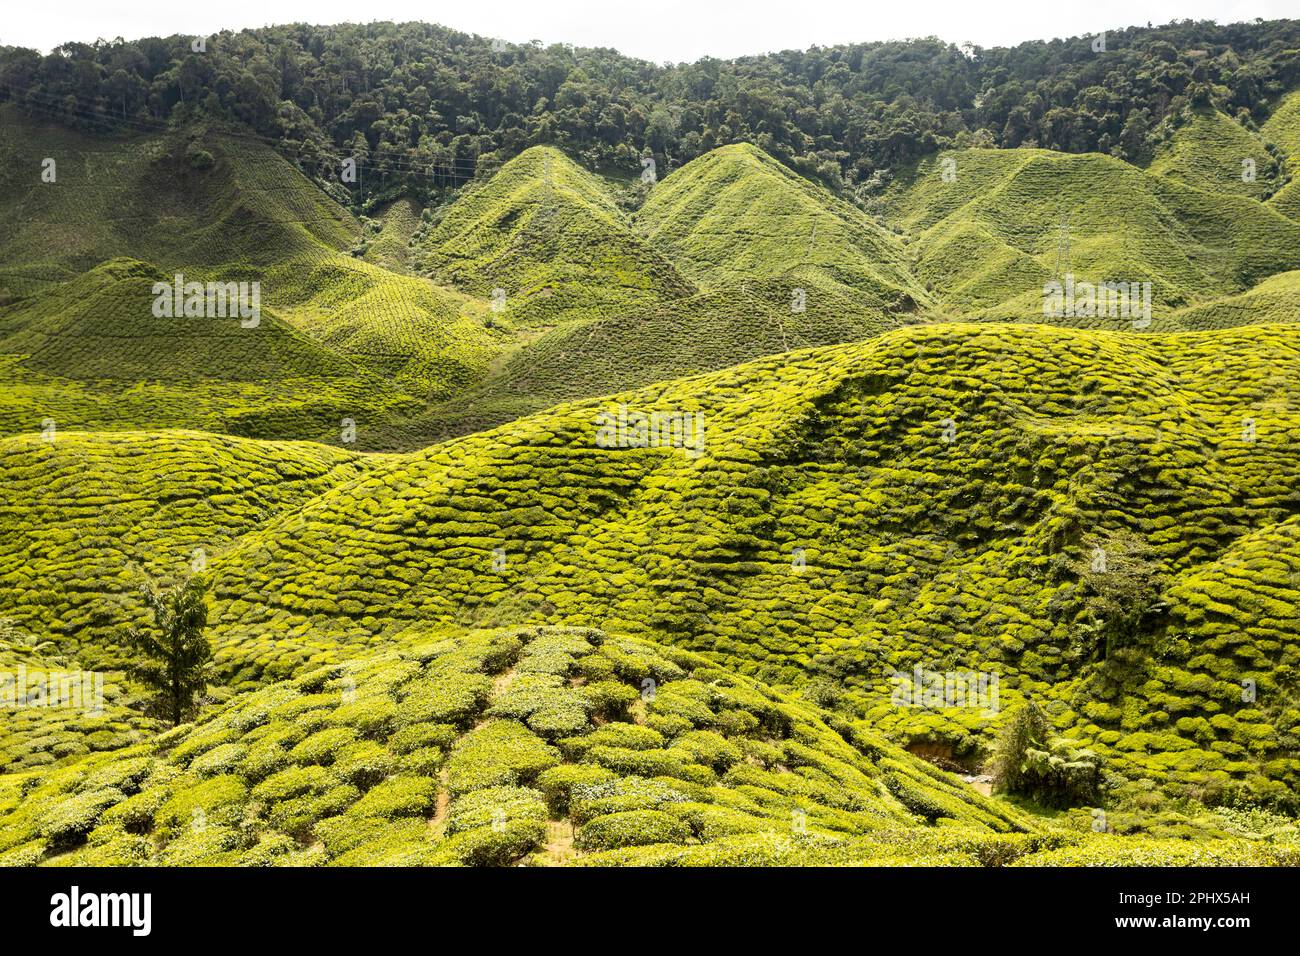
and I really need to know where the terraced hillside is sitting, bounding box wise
[0,258,420,440]
[361,199,425,275]
[882,145,1300,323]
[0,109,353,288]
[5,322,1297,809]
[5,623,1294,868]
[1148,108,1280,201]
[1161,269,1300,330]
[9,101,1300,448]
[1262,89,1300,222]
[635,143,926,312]
[0,428,382,678]
[0,115,930,445]
[416,146,695,325]
[0,628,159,776]
[386,274,912,444]
[387,143,935,441]
[0,106,502,431]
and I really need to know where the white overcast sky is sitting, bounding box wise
[1,1,1293,61]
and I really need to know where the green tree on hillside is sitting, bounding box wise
[127,575,214,726]
[1051,529,1167,663]
[992,700,1052,794]
[992,702,1101,808]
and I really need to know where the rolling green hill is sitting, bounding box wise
[4,24,1300,873]
[882,145,1300,323]
[381,142,933,441]
[0,428,381,676]
[1148,108,1280,201]
[361,199,425,274]
[5,321,1296,809]
[5,622,1291,868]
[0,629,160,776]
[635,143,927,312]
[1159,268,1300,330]
[0,258,421,440]
[0,107,355,289]
[380,273,913,445]
[0,116,934,446]
[0,106,504,425]
[1262,89,1300,222]
[416,146,695,325]
[9,106,1300,449]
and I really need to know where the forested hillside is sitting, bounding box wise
[2,19,1299,204]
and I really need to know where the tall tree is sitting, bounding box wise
[127,575,213,726]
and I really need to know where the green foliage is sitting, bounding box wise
[5,20,1298,200]
[447,720,560,795]
[1053,530,1168,660]
[127,574,214,726]
[0,626,1075,867]
[2,22,1300,869]
[575,809,692,850]
[347,776,438,818]
[993,703,1101,808]
[882,146,1300,322]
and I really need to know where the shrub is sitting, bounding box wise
[388,723,457,754]
[170,726,241,765]
[666,802,764,841]
[99,786,170,834]
[333,741,398,790]
[189,743,247,777]
[325,698,399,739]
[558,722,664,759]
[581,680,639,721]
[670,730,743,772]
[237,833,302,866]
[0,840,47,867]
[185,144,216,170]
[251,765,339,803]
[158,825,244,866]
[81,755,155,795]
[347,776,438,818]
[288,727,361,766]
[269,784,359,836]
[396,673,492,727]
[569,777,690,823]
[575,809,692,850]
[400,746,444,776]
[428,820,547,866]
[535,764,618,816]
[445,786,547,836]
[488,678,591,739]
[586,745,713,784]
[645,713,693,738]
[574,654,616,682]
[315,815,427,857]
[155,775,247,836]
[993,703,1101,808]
[38,788,125,851]
[447,721,559,795]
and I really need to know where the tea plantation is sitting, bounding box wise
[2,90,1300,866]
[881,145,1300,323]
[3,624,1294,867]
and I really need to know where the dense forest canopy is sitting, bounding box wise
[1,18,1298,205]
